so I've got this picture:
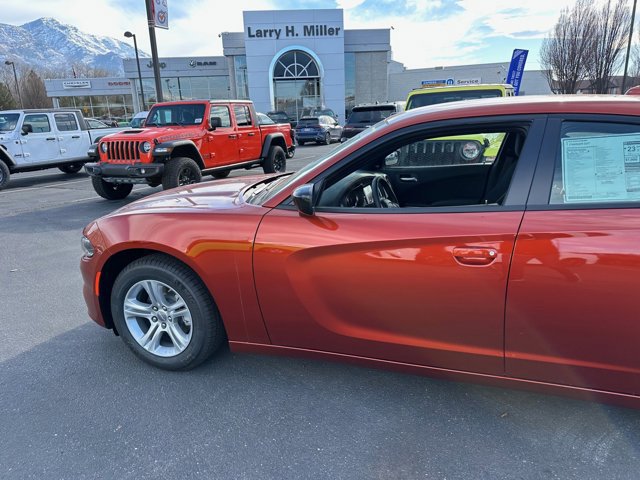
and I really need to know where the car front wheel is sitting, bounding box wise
[263,145,286,173]
[59,163,83,174]
[162,157,202,190]
[110,254,225,370]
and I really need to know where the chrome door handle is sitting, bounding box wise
[399,176,417,182]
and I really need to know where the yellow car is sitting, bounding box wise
[405,84,515,163]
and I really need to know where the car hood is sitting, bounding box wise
[103,126,201,142]
[106,174,275,217]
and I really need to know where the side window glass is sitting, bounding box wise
[210,106,231,128]
[233,105,252,127]
[54,113,79,131]
[316,126,523,209]
[550,121,640,204]
[24,114,51,133]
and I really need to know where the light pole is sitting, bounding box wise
[124,31,146,110]
[145,0,163,102]
[4,60,23,108]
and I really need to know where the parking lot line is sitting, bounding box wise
[1,178,90,194]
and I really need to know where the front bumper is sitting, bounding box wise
[84,162,164,183]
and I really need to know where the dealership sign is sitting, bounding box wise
[246,24,342,39]
[62,80,91,89]
[506,49,528,95]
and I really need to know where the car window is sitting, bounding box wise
[86,118,109,129]
[257,113,275,125]
[348,107,396,124]
[54,113,79,132]
[0,113,19,131]
[146,104,205,126]
[233,105,253,127]
[210,106,231,128]
[297,118,320,127]
[550,121,640,205]
[315,124,524,209]
[23,114,51,133]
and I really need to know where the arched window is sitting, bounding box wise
[272,50,321,122]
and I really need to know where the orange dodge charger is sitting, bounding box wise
[81,95,640,409]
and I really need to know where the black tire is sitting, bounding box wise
[0,161,9,190]
[110,254,225,370]
[212,170,230,179]
[323,132,331,145]
[59,163,83,174]
[262,145,286,174]
[91,176,133,200]
[162,157,202,190]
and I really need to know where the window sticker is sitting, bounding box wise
[195,118,203,123]
[561,133,640,203]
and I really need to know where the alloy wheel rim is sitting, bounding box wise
[178,167,196,185]
[123,280,193,357]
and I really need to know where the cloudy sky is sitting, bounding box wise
[4,0,579,70]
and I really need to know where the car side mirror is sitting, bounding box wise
[209,117,222,130]
[21,124,32,135]
[292,184,316,216]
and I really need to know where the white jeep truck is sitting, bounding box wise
[0,108,127,190]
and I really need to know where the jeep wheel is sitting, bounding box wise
[262,145,286,174]
[0,161,9,190]
[110,254,226,370]
[212,170,230,179]
[162,157,202,190]
[91,177,133,200]
[59,164,83,174]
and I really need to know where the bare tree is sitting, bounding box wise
[21,70,52,108]
[585,0,631,93]
[0,82,17,110]
[540,0,596,94]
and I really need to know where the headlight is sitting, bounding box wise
[81,236,95,258]
[100,142,108,153]
[460,141,482,161]
[140,141,152,153]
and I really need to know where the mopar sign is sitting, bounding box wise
[421,79,455,86]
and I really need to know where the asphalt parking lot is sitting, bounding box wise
[1,143,639,480]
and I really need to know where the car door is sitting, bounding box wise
[233,104,261,162]
[506,115,640,396]
[20,113,60,165]
[53,112,87,160]
[204,105,239,167]
[253,116,545,375]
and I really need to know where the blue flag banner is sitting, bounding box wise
[506,49,528,96]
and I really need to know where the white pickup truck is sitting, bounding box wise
[0,108,127,190]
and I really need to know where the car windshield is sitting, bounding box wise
[0,113,19,132]
[407,89,503,109]
[250,121,384,205]
[145,104,206,126]
[348,107,395,124]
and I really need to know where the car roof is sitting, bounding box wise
[390,94,640,127]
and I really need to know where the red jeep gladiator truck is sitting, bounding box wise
[84,99,295,200]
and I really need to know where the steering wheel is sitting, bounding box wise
[372,176,400,208]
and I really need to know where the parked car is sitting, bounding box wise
[341,102,405,141]
[266,110,296,128]
[81,95,640,409]
[84,100,295,199]
[129,110,149,128]
[406,83,514,110]
[0,108,127,190]
[625,86,640,95]
[295,115,342,145]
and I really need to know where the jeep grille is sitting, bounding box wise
[103,140,141,162]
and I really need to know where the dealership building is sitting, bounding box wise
[44,8,551,123]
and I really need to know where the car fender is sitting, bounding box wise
[0,145,17,168]
[260,133,287,159]
[152,139,204,168]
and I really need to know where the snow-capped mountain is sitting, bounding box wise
[0,17,149,75]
